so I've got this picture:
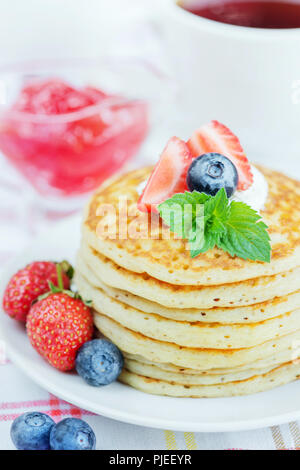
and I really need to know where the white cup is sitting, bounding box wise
[160,0,300,172]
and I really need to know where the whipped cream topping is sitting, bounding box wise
[136,179,147,196]
[136,165,268,213]
[231,165,268,212]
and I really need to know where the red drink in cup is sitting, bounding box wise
[181,0,300,29]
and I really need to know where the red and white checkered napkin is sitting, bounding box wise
[0,158,299,451]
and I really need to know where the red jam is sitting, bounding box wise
[0,79,148,196]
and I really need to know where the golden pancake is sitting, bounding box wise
[76,271,300,349]
[94,313,300,370]
[123,350,299,374]
[76,256,300,324]
[82,165,300,286]
[124,357,276,385]
[119,361,300,398]
[77,163,300,397]
[76,253,300,323]
[79,243,300,308]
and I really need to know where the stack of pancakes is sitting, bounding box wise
[75,166,300,397]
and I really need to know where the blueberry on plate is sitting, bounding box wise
[186,153,238,197]
[50,418,96,450]
[76,339,124,386]
[10,411,54,450]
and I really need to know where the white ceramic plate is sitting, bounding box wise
[1,215,300,432]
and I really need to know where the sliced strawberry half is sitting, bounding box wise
[138,136,193,213]
[187,120,253,190]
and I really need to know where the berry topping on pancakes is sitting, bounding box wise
[138,121,253,213]
[138,136,193,212]
[187,120,253,191]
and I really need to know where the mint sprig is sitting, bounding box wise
[158,188,271,262]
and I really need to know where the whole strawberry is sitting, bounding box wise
[26,271,93,371]
[2,261,71,322]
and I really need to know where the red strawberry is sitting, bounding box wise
[2,261,71,322]
[138,136,193,212]
[26,293,93,371]
[187,120,253,190]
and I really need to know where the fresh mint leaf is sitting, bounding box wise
[158,191,207,239]
[217,201,271,262]
[189,230,217,258]
[158,189,271,262]
[158,191,210,212]
[204,188,230,236]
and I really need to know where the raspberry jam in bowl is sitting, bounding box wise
[0,59,162,209]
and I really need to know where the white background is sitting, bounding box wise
[0,0,159,63]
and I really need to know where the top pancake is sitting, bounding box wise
[83,165,300,286]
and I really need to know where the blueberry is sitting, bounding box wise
[187,153,238,197]
[76,339,124,386]
[50,418,96,450]
[10,412,54,450]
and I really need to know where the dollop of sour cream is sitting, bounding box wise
[136,165,268,213]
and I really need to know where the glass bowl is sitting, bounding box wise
[0,58,172,210]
